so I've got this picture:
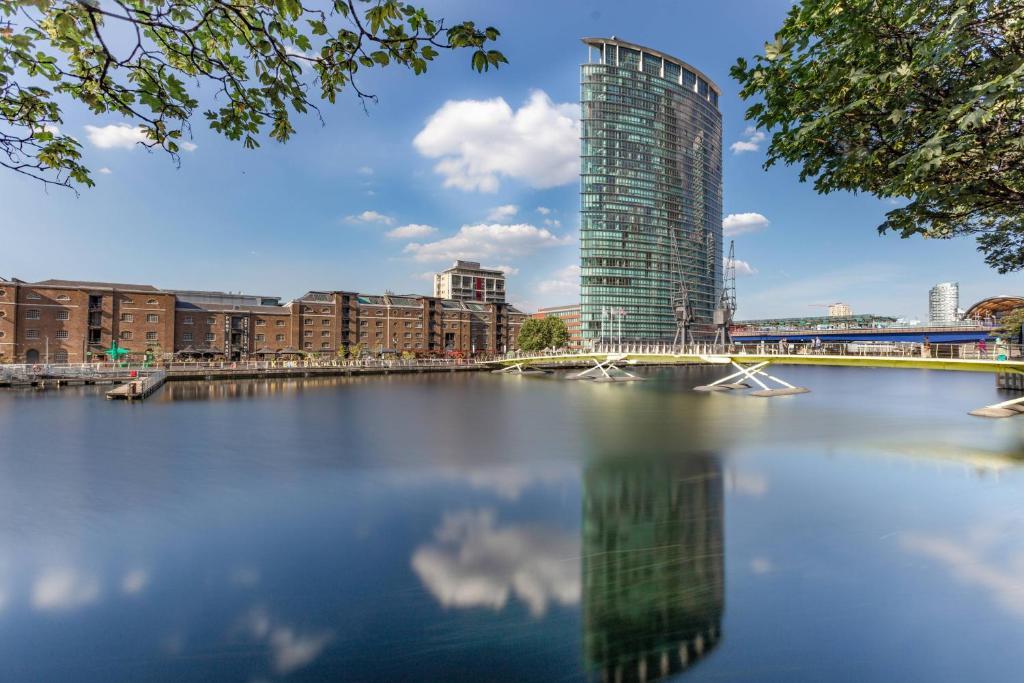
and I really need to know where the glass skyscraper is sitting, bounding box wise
[580,37,723,343]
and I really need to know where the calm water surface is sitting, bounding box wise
[2,366,1024,681]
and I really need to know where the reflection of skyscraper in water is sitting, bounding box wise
[583,454,724,681]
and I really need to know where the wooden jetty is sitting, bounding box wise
[106,370,167,401]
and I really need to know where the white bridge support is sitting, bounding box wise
[969,394,1024,418]
[695,360,809,397]
[568,357,645,382]
[491,363,550,376]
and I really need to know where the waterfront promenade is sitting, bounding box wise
[0,357,489,390]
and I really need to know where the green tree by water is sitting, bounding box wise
[0,0,505,190]
[518,316,569,352]
[997,308,1024,342]
[732,0,1024,272]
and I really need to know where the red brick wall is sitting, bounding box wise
[0,282,15,362]
[13,286,92,363]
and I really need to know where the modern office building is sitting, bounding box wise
[828,302,852,317]
[580,37,723,344]
[0,276,525,363]
[929,282,960,324]
[532,304,582,349]
[433,260,507,304]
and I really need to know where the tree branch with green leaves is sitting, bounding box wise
[0,0,505,191]
[732,0,1024,272]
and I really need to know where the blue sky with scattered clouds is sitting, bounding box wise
[1,0,1019,319]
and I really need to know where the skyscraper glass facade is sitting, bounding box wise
[580,38,723,343]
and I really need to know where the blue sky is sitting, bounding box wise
[1,0,1019,320]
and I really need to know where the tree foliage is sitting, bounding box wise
[0,0,505,189]
[517,316,569,352]
[997,307,1024,341]
[732,0,1024,271]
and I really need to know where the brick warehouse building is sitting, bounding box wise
[532,304,583,350]
[0,277,526,363]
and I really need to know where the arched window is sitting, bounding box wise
[53,350,68,363]
[25,349,39,364]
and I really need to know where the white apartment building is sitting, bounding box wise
[433,261,506,304]
[929,282,960,323]
[828,302,852,317]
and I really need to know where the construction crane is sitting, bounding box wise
[713,240,737,347]
[670,221,694,349]
[672,132,708,349]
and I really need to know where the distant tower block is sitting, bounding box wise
[929,282,960,324]
[828,302,852,317]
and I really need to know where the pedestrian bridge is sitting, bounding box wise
[483,345,1024,418]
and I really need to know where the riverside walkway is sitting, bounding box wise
[486,343,1024,418]
[1,358,487,401]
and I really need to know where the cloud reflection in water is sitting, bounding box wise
[31,568,100,611]
[411,509,580,617]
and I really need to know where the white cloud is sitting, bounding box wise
[411,509,580,617]
[32,568,100,610]
[84,123,148,149]
[536,206,551,216]
[346,210,394,225]
[750,557,774,575]
[730,258,758,276]
[285,46,318,71]
[537,264,580,298]
[357,165,374,175]
[97,167,112,175]
[180,141,197,152]
[121,569,148,595]
[495,265,520,276]
[544,218,562,229]
[270,627,334,675]
[723,212,770,236]
[386,223,437,239]
[403,223,571,263]
[901,528,1024,618]
[730,126,767,154]
[413,90,580,192]
[486,204,519,221]
[430,464,572,500]
[242,608,333,675]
